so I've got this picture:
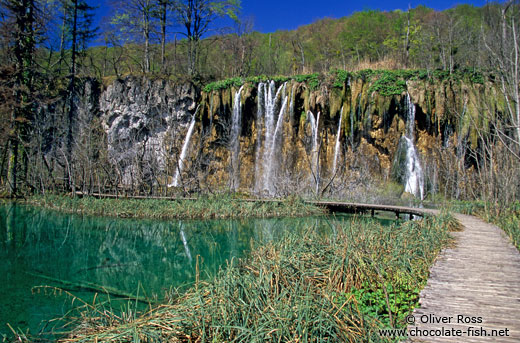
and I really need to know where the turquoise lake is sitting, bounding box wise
[0,203,395,338]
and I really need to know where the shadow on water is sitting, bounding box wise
[0,203,396,338]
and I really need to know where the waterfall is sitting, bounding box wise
[255,81,288,195]
[401,93,424,200]
[254,83,265,192]
[230,86,244,190]
[307,111,321,193]
[265,96,288,192]
[333,106,344,173]
[169,113,196,188]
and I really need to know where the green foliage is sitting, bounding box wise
[332,69,351,88]
[203,77,244,92]
[342,281,420,327]
[369,71,408,96]
[490,210,520,250]
[294,73,320,90]
[245,75,268,83]
[203,73,320,92]
[432,69,451,80]
[356,69,376,81]
[202,67,486,95]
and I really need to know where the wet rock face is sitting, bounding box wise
[99,77,197,185]
[80,76,496,198]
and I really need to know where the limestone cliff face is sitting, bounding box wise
[99,77,197,186]
[88,75,499,199]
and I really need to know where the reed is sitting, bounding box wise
[481,203,520,251]
[59,213,455,342]
[26,194,325,220]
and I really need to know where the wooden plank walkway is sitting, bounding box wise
[311,200,428,218]
[407,213,520,342]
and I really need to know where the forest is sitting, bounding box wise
[0,0,519,207]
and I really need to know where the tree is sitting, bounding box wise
[219,17,255,77]
[110,0,158,73]
[61,0,96,191]
[482,1,520,152]
[1,0,38,196]
[171,0,240,76]
[157,0,173,71]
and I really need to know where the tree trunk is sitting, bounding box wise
[7,0,36,196]
[161,1,167,71]
[66,0,79,192]
[144,13,150,73]
[7,138,18,197]
[404,5,411,67]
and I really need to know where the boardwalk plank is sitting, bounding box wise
[406,214,520,342]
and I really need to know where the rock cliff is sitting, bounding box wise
[80,73,500,200]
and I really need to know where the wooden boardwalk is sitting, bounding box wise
[407,213,520,342]
[311,200,428,218]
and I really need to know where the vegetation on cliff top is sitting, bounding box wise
[58,212,457,342]
[202,68,486,94]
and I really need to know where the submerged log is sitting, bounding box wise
[26,271,157,304]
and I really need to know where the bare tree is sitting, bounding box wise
[110,0,158,73]
[483,1,520,154]
[171,0,240,76]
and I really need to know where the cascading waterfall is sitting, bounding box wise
[169,113,197,187]
[332,106,344,174]
[230,86,244,190]
[254,84,265,192]
[401,93,425,199]
[266,96,288,187]
[289,84,295,121]
[307,110,321,193]
[254,81,288,195]
[307,111,320,154]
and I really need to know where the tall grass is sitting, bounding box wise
[60,213,456,342]
[26,194,325,220]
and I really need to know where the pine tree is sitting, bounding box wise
[2,0,37,197]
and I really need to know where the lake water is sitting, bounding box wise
[0,203,395,338]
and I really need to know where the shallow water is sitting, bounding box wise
[0,203,395,337]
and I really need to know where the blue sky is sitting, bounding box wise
[91,0,488,34]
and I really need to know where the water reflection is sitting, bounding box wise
[0,204,393,336]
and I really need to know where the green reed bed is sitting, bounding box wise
[60,212,456,343]
[26,194,325,220]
